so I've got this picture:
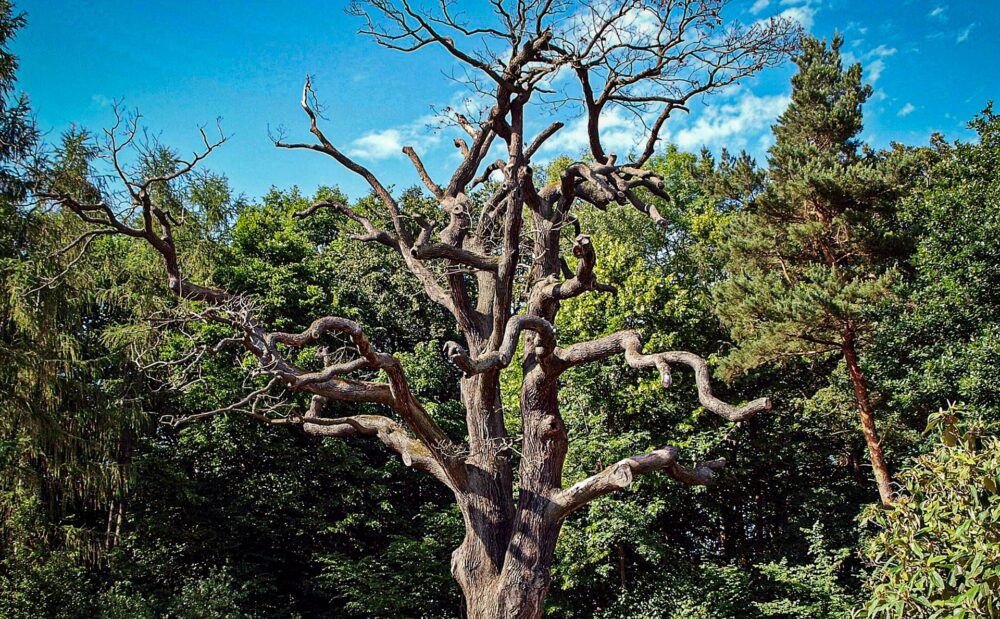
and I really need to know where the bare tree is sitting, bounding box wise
[43,2,797,616]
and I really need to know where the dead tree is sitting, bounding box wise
[44,2,797,616]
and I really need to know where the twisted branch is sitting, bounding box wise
[444,315,557,376]
[556,330,771,422]
[549,447,729,520]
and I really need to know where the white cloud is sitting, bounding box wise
[347,129,404,160]
[541,106,646,156]
[539,88,792,162]
[748,0,815,29]
[674,91,790,151]
[928,5,947,20]
[867,45,897,59]
[897,102,915,117]
[847,45,896,84]
[956,23,975,43]
[867,59,886,83]
[346,111,444,161]
[777,4,816,30]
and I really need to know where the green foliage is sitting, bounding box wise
[0,8,150,576]
[862,409,1000,617]
[88,183,463,618]
[0,549,98,619]
[317,506,463,618]
[167,567,254,619]
[754,523,857,618]
[871,107,1000,425]
[596,563,757,619]
[546,147,869,618]
[0,0,35,201]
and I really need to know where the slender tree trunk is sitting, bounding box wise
[841,327,893,507]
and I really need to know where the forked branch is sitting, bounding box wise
[444,315,557,376]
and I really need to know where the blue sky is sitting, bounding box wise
[14,0,999,200]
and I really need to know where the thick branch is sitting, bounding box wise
[531,234,617,305]
[264,316,465,483]
[550,448,728,520]
[549,445,679,519]
[556,330,771,422]
[303,396,452,487]
[403,145,444,199]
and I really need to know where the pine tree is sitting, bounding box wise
[714,35,907,507]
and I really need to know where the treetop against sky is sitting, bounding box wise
[16,0,998,200]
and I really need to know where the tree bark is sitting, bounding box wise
[841,327,893,507]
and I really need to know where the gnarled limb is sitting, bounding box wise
[549,445,680,520]
[409,213,499,272]
[531,234,617,305]
[549,448,729,520]
[292,199,400,250]
[263,315,467,485]
[335,203,400,249]
[302,396,453,488]
[444,315,556,377]
[409,241,500,272]
[556,330,771,422]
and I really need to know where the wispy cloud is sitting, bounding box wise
[868,45,897,58]
[91,94,114,109]
[541,106,644,156]
[777,4,816,30]
[750,0,816,33]
[956,23,975,43]
[673,90,790,152]
[845,44,896,84]
[347,114,441,161]
[897,102,915,117]
[928,5,948,21]
[867,60,887,83]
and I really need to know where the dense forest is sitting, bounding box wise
[2,1,998,617]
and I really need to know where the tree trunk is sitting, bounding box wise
[841,328,893,507]
[452,371,515,616]
[452,504,560,618]
[451,355,568,619]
